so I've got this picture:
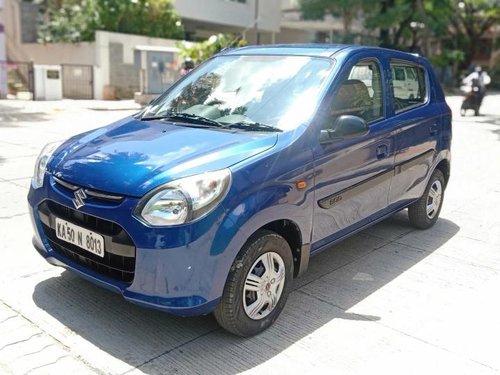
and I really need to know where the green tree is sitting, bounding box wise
[298,0,498,57]
[300,0,364,41]
[363,0,455,50]
[299,0,436,46]
[36,0,184,43]
[97,0,183,39]
[177,34,247,65]
[449,0,500,67]
[37,0,99,43]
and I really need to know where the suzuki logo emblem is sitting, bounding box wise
[72,188,87,209]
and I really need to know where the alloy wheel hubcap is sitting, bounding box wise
[243,252,286,320]
[426,180,443,219]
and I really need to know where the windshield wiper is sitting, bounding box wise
[141,113,227,128]
[226,122,283,133]
[141,114,282,133]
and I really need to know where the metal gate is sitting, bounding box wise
[61,64,93,99]
[0,61,34,99]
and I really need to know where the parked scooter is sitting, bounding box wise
[460,66,491,116]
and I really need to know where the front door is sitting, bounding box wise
[311,57,394,252]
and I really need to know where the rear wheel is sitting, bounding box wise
[408,169,445,229]
[214,230,293,337]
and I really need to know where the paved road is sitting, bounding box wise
[0,96,499,374]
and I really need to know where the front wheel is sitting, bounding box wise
[214,230,293,337]
[408,169,445,229]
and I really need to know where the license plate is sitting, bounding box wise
[55,218,105,258]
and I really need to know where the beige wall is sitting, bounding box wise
[94,31,179,99]
[0,0,6,97]
[3,0,24,61]
[0,0,5,63]
[19,42,95,65]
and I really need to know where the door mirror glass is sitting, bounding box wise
[320,115,369,143]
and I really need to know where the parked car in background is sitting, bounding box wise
[28,45,452,337]
[391,64,421,100]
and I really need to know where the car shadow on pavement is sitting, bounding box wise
[32,211,459,374]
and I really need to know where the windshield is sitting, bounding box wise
[142,55,334,131]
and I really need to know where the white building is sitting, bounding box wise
[173,0,282,44]
[172,0,366,45]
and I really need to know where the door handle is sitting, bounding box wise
[376,144,388,159]
[430,124,438,135]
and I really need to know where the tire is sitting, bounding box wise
[214,230,294,337]
[460,101,466,116]
[408,169,445,229]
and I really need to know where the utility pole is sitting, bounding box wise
[254,0,260,45]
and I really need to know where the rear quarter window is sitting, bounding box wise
[390,62,427,113]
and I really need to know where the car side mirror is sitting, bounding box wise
[320,115,369,143]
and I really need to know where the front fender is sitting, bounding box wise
[208,181,315,302]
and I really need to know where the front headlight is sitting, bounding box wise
[136,169,232,226]
[32,141,63,189]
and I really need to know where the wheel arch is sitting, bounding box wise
[434,158,450,187]
[260,219,309,278]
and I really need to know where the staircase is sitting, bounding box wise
[7,64,32,94]
[4,24,34,98]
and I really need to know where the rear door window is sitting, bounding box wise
[390,62,427,112]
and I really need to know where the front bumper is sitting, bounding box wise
[28,175,236,316]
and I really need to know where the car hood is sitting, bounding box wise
[48,117,278,197]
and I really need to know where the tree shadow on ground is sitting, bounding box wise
[32,212,459,374]
[0,103,50,127]
[0,113,50,126]
[454,108,500,141]
[479,114,500,141]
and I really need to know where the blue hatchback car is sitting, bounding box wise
[28,45,451,336]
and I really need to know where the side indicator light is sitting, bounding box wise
[296,181,307,189]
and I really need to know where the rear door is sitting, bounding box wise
[310,56,394,251]
[387,59,439,205]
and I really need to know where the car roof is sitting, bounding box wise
[221,44,350,58]
[221,44,423,62]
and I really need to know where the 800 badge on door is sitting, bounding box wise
[55,218,105,257]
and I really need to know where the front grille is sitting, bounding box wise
[53,176,124,204]
[38,201,136,283]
